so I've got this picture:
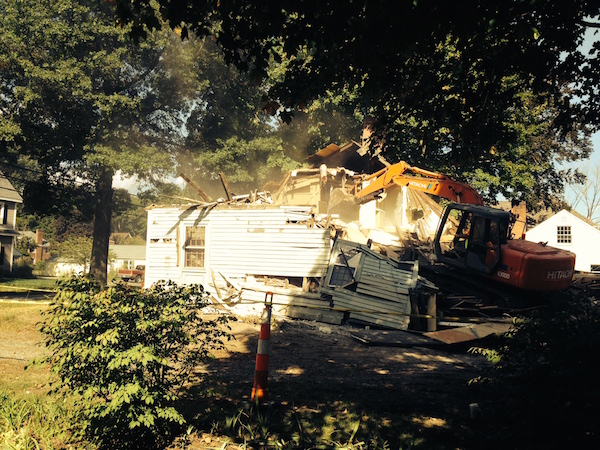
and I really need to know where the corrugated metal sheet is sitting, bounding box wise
[319,239,416,330]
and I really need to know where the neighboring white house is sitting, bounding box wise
[525,209,600,273]
[46,244,146,277]
[0,173,23,273]
[48,257,87,277]
[144,204,331,298]
[110,244,146,271]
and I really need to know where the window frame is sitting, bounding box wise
[0,202,6,225]
[183,225,206,269]
[556,225,572,244]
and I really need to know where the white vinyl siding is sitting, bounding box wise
[144,205,331,288]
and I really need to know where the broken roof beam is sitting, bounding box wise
[219,172,233,201]
[179,173,212,202]
[230,191,271,203]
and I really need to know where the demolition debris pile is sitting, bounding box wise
[168,164,446,334]
[167,149,574,341]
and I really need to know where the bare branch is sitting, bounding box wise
[567,163,600,223]
[580,19,600,28]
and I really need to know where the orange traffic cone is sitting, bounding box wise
[251,292,273,404]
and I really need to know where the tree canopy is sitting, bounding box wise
[3,0,600,282]
[565,162,600,223]
[115,0,600,208]
[0,0,202,283]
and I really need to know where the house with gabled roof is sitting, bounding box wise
[109,244,146,271]
[0,173,23,273]
[525,209,600,273]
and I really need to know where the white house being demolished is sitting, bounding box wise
[144,166,440,331]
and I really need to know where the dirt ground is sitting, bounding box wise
[0,301,492,448]
[207,316,489,407]
[195,315,493,448]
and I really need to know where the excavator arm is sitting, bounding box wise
[354,161,484,206]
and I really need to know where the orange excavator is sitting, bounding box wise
[353,161,576,291]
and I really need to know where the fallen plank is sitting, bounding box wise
[423,322,513,344]
[218,272,241,291]
[241,285,328,306]
[210,269,223,300]
[351,330,438,347]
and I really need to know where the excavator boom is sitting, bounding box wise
[354,161,484,205]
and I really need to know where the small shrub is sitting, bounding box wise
[108,268,121,284]
[38,277,232,449]
[33,260,47,275]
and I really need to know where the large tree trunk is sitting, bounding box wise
[89,167,114,286]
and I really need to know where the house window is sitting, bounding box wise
[0,203,6,225]
[184,226,206,268]
[557,226,572,244]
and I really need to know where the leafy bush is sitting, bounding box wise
[471,289,600,448]
[38,277,232,449]
[33,260,47,275]
[10,257,34,278]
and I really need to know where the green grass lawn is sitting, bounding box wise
[0,277,59,292]
[0,302,79,450]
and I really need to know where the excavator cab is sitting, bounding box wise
[434,203,509,275]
